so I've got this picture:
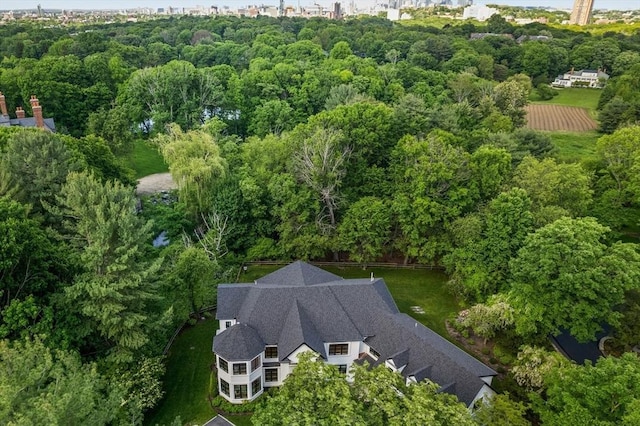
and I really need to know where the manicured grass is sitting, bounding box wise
[225,415,253,426]
[145,319,218,426]
[548,130,601,163]
[242,265,460,339]
[531,88,602,115]
[122,139,168,179]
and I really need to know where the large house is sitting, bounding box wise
[213,262,496,407]
[0,92,56,132]
[552,69,609,89]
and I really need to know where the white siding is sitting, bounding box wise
[469,384,496,409]
[216,319,237,334]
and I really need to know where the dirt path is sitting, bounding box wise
[136,172,177,195]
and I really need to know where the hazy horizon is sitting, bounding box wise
[1,0,637,11]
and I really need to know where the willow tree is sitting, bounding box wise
[154,123,227,216]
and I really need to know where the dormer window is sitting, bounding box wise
[329,343,349,356]
[265,346,278,359]
[225,321,232,328]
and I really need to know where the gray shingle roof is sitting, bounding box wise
[0,116,56,131]
[256,260,342,286]
[214,262,496,406]
[203,415,235,426]
[213,323,264,361]
[365,312,496,405]
[278,300,327,360]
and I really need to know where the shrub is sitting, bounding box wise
[536,83,557,100]
[493,344,515,365]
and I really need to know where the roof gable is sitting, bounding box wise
[278,300,327,360]
[255,260,342,286]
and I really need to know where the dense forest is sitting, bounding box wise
[2,14,640,425]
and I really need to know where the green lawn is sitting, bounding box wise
[122,139,168,179]
[531,87,602,115]
[145,319,218,426]
[548,130,601,163]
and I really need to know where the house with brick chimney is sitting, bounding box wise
[0,93,56,132]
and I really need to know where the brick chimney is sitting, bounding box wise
[30,95,44,129]
[16,106,25,119]
[0,92,7,117]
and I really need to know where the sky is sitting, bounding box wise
[2,0,638,11]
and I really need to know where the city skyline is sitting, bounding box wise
[2,0,639,10]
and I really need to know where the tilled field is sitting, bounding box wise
[525,104,598,131]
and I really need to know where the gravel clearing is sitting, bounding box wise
[136,172,177,195]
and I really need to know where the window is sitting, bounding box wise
[251,356,261,372]
[233,363,247,375]
[329,343,349,356]
[234,384,248,399]
[265,346,278,359]
[338,364,347,374]
[218,357,228,373]
[264,368,278,382]
[225,321,232,328]
[369,347,381,359]
[220,379,229,396]
[251,378,262,396]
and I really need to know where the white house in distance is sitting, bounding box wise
[462,5,498,22]
[552,69,610,88]
[212,261,496,407]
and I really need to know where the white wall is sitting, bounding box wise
[217,318,237,334]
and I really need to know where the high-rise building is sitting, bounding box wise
[569,0,594,25]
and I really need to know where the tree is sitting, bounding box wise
[338,197,391,266]
[252,352,365,426]
[509,217,640,342]
[599,96,631,134]
[247,99,297,137]
[54,172,163,363]
[154,124,227,215]
[472,393,529,426]
[615,289,640,350]
[512,156,592,221]
[596,126,640,207]
[445,188,534,301]
[0,198,68,340]
[460,294,515,345]
[469,145,512,202]
[533,353,640,425]
[171,246,217,318]
[293,127,350,239]
[511,345,567,392]
[492,78,529,129]
[390,133,473,263]
[0,338,123,425]
[252,353,476,426]
[119,60,222,131]
[0,130,80,219]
